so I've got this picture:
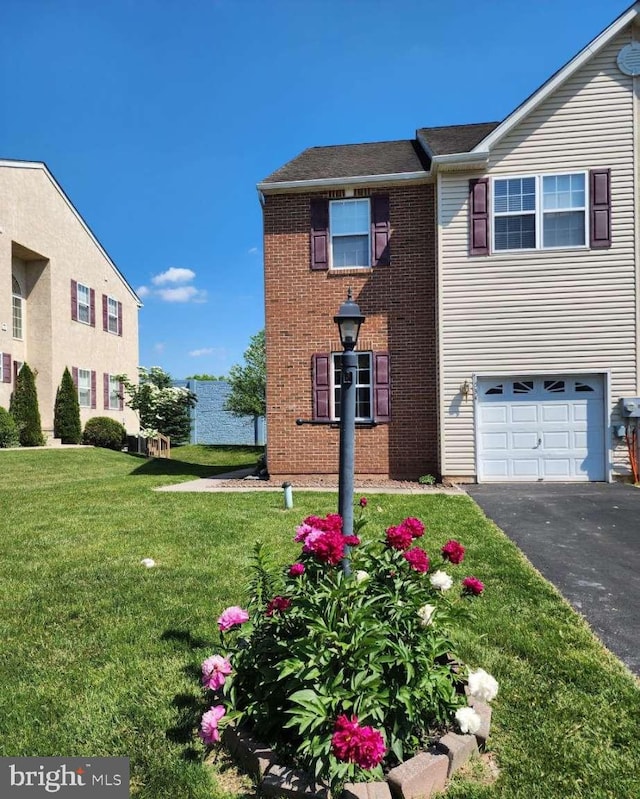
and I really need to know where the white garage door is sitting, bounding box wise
[476,375,606,482]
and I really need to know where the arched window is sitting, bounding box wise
[12,276,23,340]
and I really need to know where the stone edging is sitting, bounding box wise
[221,694,492,799]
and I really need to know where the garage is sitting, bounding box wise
[476,374,606,482]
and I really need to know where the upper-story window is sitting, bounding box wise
[493,173,587,251]
[77,283,91,324]
[330,199,371,268]
[107,297,119,334]
[12,276,23,340]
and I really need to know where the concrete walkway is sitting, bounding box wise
[465,482,640,676]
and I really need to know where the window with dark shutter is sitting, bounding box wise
[469,179,489,256]
[590,168,611,248]
[371,194,390,266]
[373,352,391,422]
[312,353,331,419]
[310,199,329,271]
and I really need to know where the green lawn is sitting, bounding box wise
[0,446,638,798]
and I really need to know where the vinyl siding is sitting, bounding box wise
[439,27,637,478]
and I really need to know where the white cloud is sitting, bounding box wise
[156,286,203,303]
[152,267,196,286]
[248,247,258,255]
[136,285,150,298]
[189,347,215,357]
[153,342,166,354]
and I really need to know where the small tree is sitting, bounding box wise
[225,329,266,418]
[54,367,82,444]
[10,363,45,447]
[118,366,196,444]
[0,407,19,448]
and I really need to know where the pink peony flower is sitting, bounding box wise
[403,547,430,572]
[402,517,425,538]
[265,596,292,616]
[288,562,305,577]
[359,497,368,507]
[462,576,485,595]
[442,539,466,564]
[200,704,225,745]
[217,606,249,632]
[385,524,414,551]
[331,714,386,770]
[201,655,232,691]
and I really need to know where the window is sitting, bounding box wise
[77,284,91,324]
[78,368,92,407]
[330,199,370,268]
[12,277,23,340]
[108,297,119,334]
[493,173,587,251]
[332,352,373,420]
[105,374,122,410]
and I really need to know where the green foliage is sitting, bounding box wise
[225,330,265,418]
[184,374,226,381]
[118,366,196,444]
[10,363,45,447]
[83,417,126,450]
[0,406,19,448]
[54,367,82,444]
[419,474,436,486]
[223,511,472,788]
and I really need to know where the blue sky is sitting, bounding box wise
[0,0,626,379]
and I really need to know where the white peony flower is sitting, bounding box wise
[355,570,369,583]
[417,603,436,627]
[430,570,453,591]
[140,558,156,568]
[455,706,481,734]
[468,668,499,702]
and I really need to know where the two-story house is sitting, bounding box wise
[260,2,640,483]
[0,159,141,439]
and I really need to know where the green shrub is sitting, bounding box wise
[10,363,45,447]
[0,407,19,448]
[54,367,82,444]
[83,417,126,450]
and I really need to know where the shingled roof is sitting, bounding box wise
[260,121,502,186]
[417,121,501,156]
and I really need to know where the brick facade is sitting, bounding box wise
[263,184,438,480]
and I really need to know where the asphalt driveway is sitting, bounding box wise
[465,482,640,676]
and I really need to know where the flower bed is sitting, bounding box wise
[197,501,498,796]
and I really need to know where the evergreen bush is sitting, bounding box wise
[54,367,82,444]
[0,407,19,448]
[10,363,45,447]
[83,417,126,450]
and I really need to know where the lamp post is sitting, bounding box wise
[334,289,365,575]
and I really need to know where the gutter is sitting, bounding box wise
[257,170,430,194]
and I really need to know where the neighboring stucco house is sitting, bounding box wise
[260,3,640,483]
[0,159,141,439]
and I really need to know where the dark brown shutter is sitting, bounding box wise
[104,373,110,409]
[312,353,331,420]
[2,352,11,383]
[590,168,611,249]
[117,302,123,336]
[72,367,78,387]
[91,370,96,409]
[469,178,490,256]
[371,194,390,266]
[102,295,108,331]
[119,381,124,410]
[373,352,391,422]
[89,289,96,327]
[310,198,329,270]
[13,360,19,385]
[71,280,78,321]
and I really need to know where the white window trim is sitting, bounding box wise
[491,171,590,254]
[329,198,371,270]
[108,374,120,410]
[78,368,92,408]
[107,296,119,335]
[77,283,91,325]
[330,351,374,422]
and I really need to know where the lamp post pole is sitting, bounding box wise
[334,290,365,576]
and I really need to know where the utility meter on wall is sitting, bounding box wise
[620,398,640,417]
